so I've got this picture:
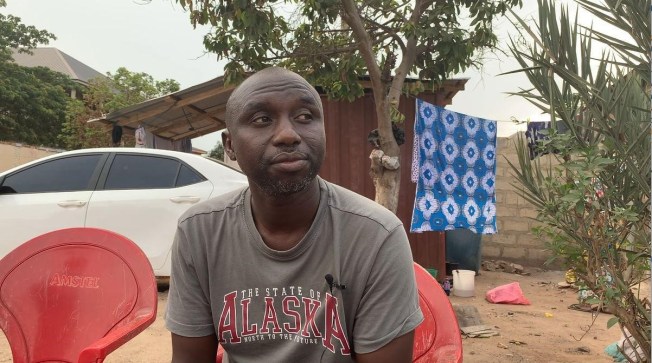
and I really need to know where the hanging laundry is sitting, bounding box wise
[525,121,552,160]
[111,125,123,146]
[410,99,497,234]
[135,125,146,148]
[525,120,568,160]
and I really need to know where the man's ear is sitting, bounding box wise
[222,130,236,161]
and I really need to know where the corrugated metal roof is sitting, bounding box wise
[90,75,467,142]
[91,76,233,141]
[11,47,105,85]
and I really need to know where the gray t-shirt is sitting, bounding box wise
[165,177,423,362]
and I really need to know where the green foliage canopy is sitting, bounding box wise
[208,141,224,160]
[179,0,521,100]
[106,67,181,111]
[0,63,76,147]
[0,3,182,150]
[60,67,181,150]
[0,0,54,61]
[0,2,73,147]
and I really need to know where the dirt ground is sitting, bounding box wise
[449,268,626,363]
[0,268,633,362]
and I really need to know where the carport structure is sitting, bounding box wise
[91,77,234,141]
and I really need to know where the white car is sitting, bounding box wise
[0,148,247,278]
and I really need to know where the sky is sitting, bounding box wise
[6,0,552,151]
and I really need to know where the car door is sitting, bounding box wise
[85,153,213,276]
[0,153,106,259]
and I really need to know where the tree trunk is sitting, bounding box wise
[340,0,420,214]
[370,158,400,213]
[369,97,401,213]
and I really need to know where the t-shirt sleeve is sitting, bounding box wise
[352,225,424,354]
[165,224,216,337]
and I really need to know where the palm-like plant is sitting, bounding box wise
[505,0,650,360]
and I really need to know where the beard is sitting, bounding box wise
[257,171,317,196]
[251,156,322,197]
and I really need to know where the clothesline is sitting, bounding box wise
[486,119,545,123]
[431,116,557,124]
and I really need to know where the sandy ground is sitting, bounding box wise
[450,269,626,363]
[0,268,631,362]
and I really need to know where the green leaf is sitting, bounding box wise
[607,316,619,329]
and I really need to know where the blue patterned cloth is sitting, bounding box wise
[410,99,497,234]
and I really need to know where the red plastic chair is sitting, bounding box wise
[0,228,157,363]
[216,262,462,363]
[412,262,463,362]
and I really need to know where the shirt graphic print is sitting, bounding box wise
[217,284,351,356]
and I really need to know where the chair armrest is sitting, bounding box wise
[77,314,155,363]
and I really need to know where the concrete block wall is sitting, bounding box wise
[0,142,60,172]
[482,132,557,267]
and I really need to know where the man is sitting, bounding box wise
[165,67,422,362]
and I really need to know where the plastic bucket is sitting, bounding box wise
[452,269,475,297]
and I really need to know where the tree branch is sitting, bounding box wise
[388,0,424,104]
[243,32,395,62]
[340,0,383,96]
[364,18,406,53]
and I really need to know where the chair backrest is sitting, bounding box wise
[412,262,463,363]
[0,228,157,363]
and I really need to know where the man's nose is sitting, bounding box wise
[272,117,301,146]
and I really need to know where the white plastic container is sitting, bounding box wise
[452,269,475,297]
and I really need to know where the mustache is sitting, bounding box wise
[269,151,309,163]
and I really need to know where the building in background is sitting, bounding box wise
[11,47,105,98]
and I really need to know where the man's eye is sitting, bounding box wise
[296,114,312,122]
[252,116,272,124]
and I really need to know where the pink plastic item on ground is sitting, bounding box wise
[485,282,531,305]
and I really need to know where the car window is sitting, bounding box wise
[2,154,102,193]
[176,164,204,187]
[104,154,180,189]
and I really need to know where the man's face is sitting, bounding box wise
[223,72,326,196]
